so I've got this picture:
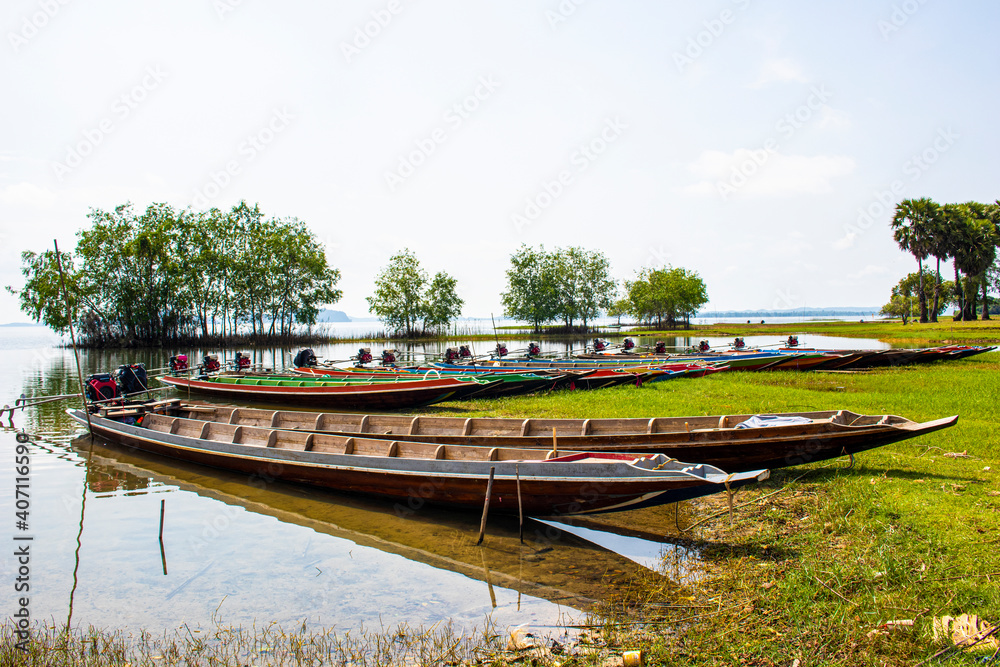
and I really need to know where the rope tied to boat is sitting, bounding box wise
[651,456,678,471]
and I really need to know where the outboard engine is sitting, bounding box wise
[697,340,711,353]
[593,339,608,352]
[495,343,508,358]
[84,373,119,403]
[459,345,472,358]
[380,349,397,365]
[786,335,799,347]
[654,341,667,354]
[168,354,188,372]
[293,349,317,368]
[622,338,635,352]
[733,337,746,350]
[234,351,251,370]
[527,342,541,357]
[356,348,373,365]
[443,347,460,363]
[115,363,148,396]
[203,354,221,372]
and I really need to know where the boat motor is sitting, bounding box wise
[786,335,799,347]
[380,349,397,365]
[234,351,251,370]
[696,340,711,352]
[459,345,472,358]
[168,354,188,372]
[443,347,460,363]
[355,348,373,365]
[293,349,317,368]
[495,343,508,358]
[203,354,221,372]
[114,364,148,396]
[593,339,608,352]
[622,338,635,352]
[654,341,667,354]
[84,373,119,403]
[733,337,746,350]
[527,342,541,357]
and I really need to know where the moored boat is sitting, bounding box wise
[126,400,957,473]
[67,408,769,516]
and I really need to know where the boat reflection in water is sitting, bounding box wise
[69,432,695,629]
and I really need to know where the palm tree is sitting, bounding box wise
[952,204,998,321]
[891,198,935,323]
[918,199,947,321]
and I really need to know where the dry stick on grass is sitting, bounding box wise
[921,572,999,583]
[812,575,854,605]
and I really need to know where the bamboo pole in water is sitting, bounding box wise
[54,240,92,436]
[476,467,495,546]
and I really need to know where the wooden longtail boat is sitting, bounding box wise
[144,401,957,473]
[157,374,501,410]
[67,408,768,516]
[295,366,667,390]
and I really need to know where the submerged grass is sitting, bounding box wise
[5,354,999,665]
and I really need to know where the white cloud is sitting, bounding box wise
[817,105,852,130]
[750,58,809,88]
[683,149,855,198]
[834,231,858,249]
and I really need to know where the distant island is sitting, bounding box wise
[315,309,352,322]
[697,307,879,318]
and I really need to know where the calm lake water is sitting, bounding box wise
[0,325,888,636]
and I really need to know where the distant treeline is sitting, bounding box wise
[6,202,341,346]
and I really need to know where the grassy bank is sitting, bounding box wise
[633,318,1000,345]
[5,354,998,665]
[436,351,1000,665]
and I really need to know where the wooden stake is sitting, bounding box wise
[476,466,495,546]
[54,240,92,436]
[552,427,557,454]
[158,499,165,541]
[516,464,524,544]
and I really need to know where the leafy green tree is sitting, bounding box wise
[501,245,560,332]
[891,198,938,323]
[626,265,708,329]
[367,249,427,337]
[952,203,998,321]
[8,201,341,344]
[423,271,464,331]
[881,270,954,323]
[367,250,461,336]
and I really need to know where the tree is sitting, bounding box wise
[8,201,341,344]
[881,270,953,323]
[891,198,937,323]
[423,271,464,331]
[952,203,998,321]
[366,249,428,337]
[366,250,462,336]
[500,245,560,332]
[625,265,708,329]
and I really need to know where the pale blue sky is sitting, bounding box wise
[2,0,997,322]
